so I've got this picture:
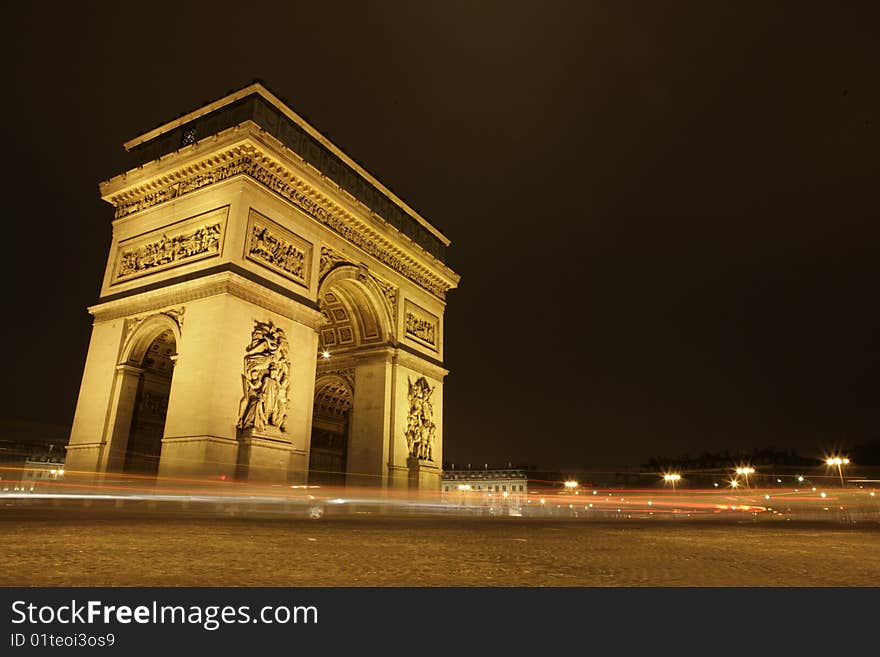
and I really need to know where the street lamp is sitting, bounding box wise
[564,480,579,494]
[663,473,681,493]
[825,457,850,487]
[735,466,755,489]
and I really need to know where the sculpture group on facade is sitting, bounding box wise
[248,223,306,279]
[236,321,291,434]
[117,223,222,278]
[405,376,436,461]
[405,312,436,346]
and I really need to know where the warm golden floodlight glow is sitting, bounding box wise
[457,484,471,492]
[564,480,579,489]
[663,473,682,492]
[825,456,851,487]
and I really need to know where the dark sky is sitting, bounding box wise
[2,2,877,469]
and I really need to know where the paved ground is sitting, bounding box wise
[2,508,878,586]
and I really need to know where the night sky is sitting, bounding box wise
[2,2,877,470]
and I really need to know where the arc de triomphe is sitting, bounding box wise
[65,83,459,489]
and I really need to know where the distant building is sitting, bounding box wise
[0,440,66,493]
[441,468,529,513]
[17,457,66,493]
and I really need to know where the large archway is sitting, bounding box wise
[101,314,181,477]
[309,374,353,485]
[309,266,393,485]
[123,329,176,475]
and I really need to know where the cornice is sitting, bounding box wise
[89,271,325,329]
[314,345,448,380]
[101,126,459,301]
[122,82,450,248]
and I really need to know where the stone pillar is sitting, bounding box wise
[101,364,144,473]
[389,358,444,492]
[66,319,127,473]
[347,355,392,487]
[407,456,442,491]
[236,429,294,483]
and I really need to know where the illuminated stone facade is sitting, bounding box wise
[65,83,459,487]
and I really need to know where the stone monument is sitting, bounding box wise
[64,83,459,488]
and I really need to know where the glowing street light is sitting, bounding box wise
[564,480,579,493]
[825,457,850,487]
[320,350,331,360]
[663,473,681,493]
[735,466,755,489]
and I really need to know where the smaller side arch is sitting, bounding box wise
[121,314,182,367]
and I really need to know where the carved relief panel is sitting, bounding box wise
[112,206,228,283]
[245,209,313,288]
[404,300,439,351]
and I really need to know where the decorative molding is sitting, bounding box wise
[313,369,355,419]
[404,300,439,350]
[164,307,185,328]
[113,207,228,284]
[316,367,355,390]
[237,321,291,434]
[91,272,325,330]
[122,307,185,345]
[319,246,349,280]
[107,145,451,299]
[245,209,312,288]
[368,272,398,318]
[405,376,436,462]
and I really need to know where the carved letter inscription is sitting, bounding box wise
[236,320,292,434]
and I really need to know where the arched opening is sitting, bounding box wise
[309,375,353,486]
[122,327,176,476]
[309,266,393,485]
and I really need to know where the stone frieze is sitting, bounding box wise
[245,210,312,287]
[404,301,438,349]
[111,152,448,299]
[113,207,228,284]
